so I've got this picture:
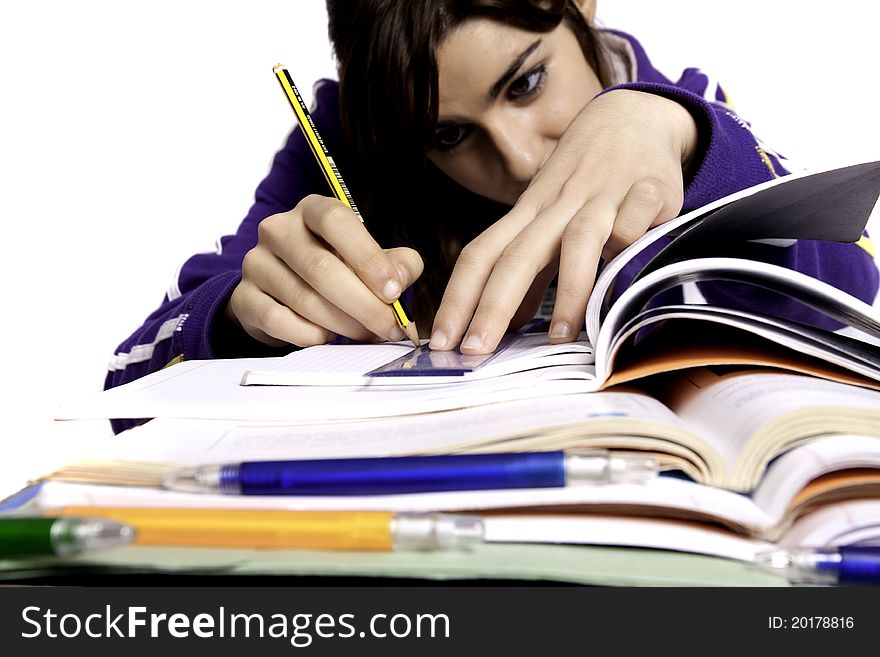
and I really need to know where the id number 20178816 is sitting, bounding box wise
[768,616,854,630]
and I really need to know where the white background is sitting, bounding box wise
[1,1,879,496]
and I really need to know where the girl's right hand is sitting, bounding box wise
[227,194,423,347]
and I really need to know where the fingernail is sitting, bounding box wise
[549,321,571,340]
[429,330,448,350]
[389,326,405,341]
[383,280,401,301]
[461,334,484,352]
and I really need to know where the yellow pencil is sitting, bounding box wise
[56,507,483,551]
[272,63,420,348]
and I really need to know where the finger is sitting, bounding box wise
[510,263,559,330]
[429,200,548,351]
[261,215,405,341]
[384,247,424,290]
[231,279,334,348]
[602,177,679,259]
[551,181,666,343]
[459,199,584,354]
[301,195,406,303]
[246,250,380,342]
[548,198,616,343]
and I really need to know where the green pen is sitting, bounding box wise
[0,516,136,558]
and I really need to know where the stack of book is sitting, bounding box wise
[8,161,880,586]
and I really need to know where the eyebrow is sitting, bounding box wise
[488,39,542,101]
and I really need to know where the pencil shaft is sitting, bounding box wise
[272,64,418,343]
[274,66,359,215]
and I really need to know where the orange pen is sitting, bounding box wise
[56,507,483,551]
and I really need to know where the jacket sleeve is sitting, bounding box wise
[104,84,337,431]
[607,69,880,321]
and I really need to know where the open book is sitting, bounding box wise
[238,160,880,391]
[586,160,880,381]
[40,365,880,564]
[27,427,880,562]
[47,367,880,492]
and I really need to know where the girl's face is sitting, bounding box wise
[427,18,602,206]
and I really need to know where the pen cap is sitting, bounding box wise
[391,513,484,551]
[753,548,848,585]
[164,465,231,494]
[564,451,659,485]
[51,517,137,556]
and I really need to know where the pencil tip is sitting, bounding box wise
[403,322,420,349]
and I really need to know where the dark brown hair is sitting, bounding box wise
[326,0,610,328]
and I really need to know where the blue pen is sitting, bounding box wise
[754,546,880,585]
[163,450,658,496]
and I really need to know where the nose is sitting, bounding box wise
[486,119,554,186]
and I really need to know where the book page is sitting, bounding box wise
[635,161,880,278]
[778,499,880,547]
[56,357,601,422]
[594,257,880,386]
[750,435,880,528]
[598,307,880,390]
[241,332,593,386]
[244,343,415,385]
[585,161,880,345]
[659,369,880,491]
[484,514,770,562]
[48,391,682,465]
[33,475,775,537]
[766,470,880,543]
[585,175,798,345]
[45,391,719,487]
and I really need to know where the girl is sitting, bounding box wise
[106,0,878,426]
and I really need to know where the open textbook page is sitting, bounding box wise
[56,354,601,422]
[585,159,880,343]
[577,160,880,387]
[51,392,704,477]
[482,497,880,562]
[241,332,593,386]
[55,361,880,490]
[591,257,880,389]
[651,368,880,490]
[44,367,880,492]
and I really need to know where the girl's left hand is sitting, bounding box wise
[429,89,698,354]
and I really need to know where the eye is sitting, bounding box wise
[432,124,472,152]
[507,65,547,100]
